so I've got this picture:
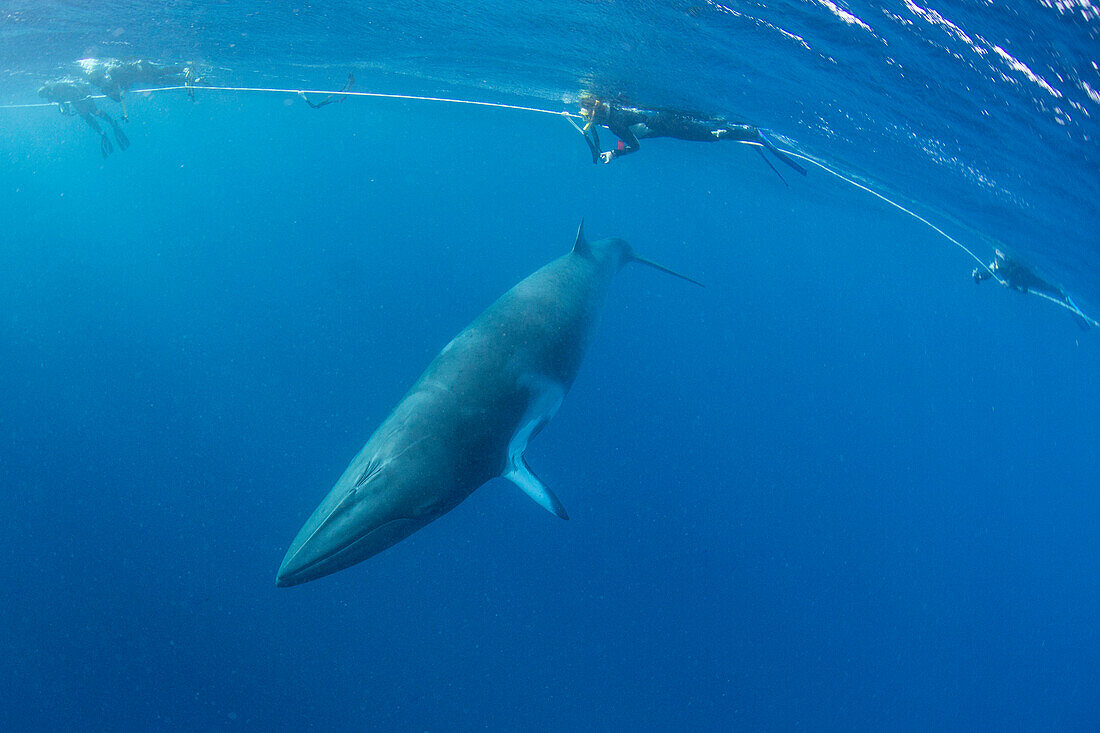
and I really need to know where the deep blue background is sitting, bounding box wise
[2,15,1099,726]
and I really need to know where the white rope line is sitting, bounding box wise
[161,85,583,118]
[563,113,588,135]
[1,94,112,108]
[781,149,990,269]
[3,84,586,118]
[1021,289,1098,326]
[4,82,1093,326]
[775,148,1097,326]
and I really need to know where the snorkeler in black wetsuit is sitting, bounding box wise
[578,96,807,183]
[80,58,197,120]
[973,249,1091,330]
[38,80,130,157]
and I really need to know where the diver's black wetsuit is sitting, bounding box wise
[587,102,807,179]
[601,106,752,155]
[974,251,1064,299]
[999,261,1062,298]
[973,250,1090,330]
[39,80,130,157]
[82,59,191,119]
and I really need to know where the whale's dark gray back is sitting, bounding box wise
[451,232,631,391]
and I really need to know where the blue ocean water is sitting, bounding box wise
[1,1,1098,730]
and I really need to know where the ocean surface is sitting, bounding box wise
[1,1,1098,730]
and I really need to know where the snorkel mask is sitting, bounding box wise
[581,106,595,131]
[579,96,601,131]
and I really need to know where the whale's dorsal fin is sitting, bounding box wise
[505,458,569,520]
[572,219,591,257]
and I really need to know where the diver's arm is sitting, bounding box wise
[972,267,994,284]
[77,110,104,135]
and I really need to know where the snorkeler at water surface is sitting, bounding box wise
[80,58,201,120]
[973,249,1091,330]
[38,79,130,157]
[577,94,807,183]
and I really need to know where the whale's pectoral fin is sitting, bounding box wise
[505,457,569,520]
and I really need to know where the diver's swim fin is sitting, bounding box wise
[114,125,130,151]
[100,114,130,151]
[1064,295,1093,330]
[300,72,355,109]
[564,111,601,163]
[759,131,808,176]
[755,147,789,187]
[584,127,601,164]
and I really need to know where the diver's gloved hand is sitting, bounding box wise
[599,150,615,164]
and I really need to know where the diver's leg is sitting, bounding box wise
[712,124,756,142]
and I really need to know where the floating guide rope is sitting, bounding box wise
[778,150,1099,328]
[2,85,582,117]
[4,82,1096,328]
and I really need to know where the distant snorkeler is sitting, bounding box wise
[973,249,1091,330]
[38,79,130,158]
[79,58,199,120]
[298,72,355,109]
[576,94,807,184]
[181,63,208,102]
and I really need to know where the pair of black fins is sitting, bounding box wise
[299,73,355,109]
